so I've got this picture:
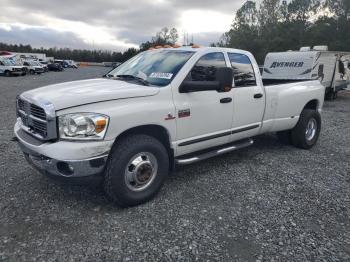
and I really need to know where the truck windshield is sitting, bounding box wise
[107,50,194,87]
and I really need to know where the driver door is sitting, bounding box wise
[172,52,234,155]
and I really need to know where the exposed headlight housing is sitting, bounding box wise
[58,113,109,140]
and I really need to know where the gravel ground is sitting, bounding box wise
[0,67,350,261]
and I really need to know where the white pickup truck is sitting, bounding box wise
[14,47,325,207]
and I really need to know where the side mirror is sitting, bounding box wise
[179,67,233,93]
[216,67,234,92]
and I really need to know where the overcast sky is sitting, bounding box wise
[0,0,245,51]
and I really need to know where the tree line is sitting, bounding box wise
[215,0,350,64]
[0,42,139,63]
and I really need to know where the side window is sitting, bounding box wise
[228,53,256,87]
[190,52,226,81]
[0,62,3,66]
[24,62,29,66]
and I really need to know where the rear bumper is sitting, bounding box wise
[14,121,113,178]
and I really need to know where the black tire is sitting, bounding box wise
[29,70,35,75]
[4,71,11,77]
[290,109,321,149]
[276,130,291,144]
[104,134,169,207]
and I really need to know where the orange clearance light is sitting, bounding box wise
[224,86,232,92]
[95,119,107,133]
[155,45,163,49]
[148,47,155,50]
[163,45,172,48]
[173,43,182,48]
[192,44,200,48]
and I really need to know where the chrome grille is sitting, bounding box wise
[32,119,47,137]
[18,98,26,111]
[17,97,57,141]
[30,104,46,120]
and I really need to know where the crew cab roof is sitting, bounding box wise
[149,46,254,57]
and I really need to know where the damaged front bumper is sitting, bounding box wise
[14,121,113,178]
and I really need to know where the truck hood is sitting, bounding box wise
[22,78,160,110]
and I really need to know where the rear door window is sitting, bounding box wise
[228,53,256,87]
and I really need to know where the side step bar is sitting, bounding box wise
[175,138,254,165]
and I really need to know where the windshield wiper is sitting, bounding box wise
[116,74,150,86]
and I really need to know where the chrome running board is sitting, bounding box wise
[175,138,254,165]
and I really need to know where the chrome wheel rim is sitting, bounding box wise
[305,118,317,141]
[124,152,158,192]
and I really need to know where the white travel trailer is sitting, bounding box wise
[11,52,47,62]
[262,46,350,99]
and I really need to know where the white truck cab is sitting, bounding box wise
[14,47,325,207]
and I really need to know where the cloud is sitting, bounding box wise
[0,25,92,49]
[0,0,243,50]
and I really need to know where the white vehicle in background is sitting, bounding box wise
[65,60,79,68]
[12,52,47,62]
[15,46,325,207]
[0,57,26,76]
[23,60,45,75]
[35,61,48,72]
[262,46,350,99]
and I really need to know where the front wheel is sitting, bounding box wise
[290,109,321,149]
[4,71,11,77]
[104,134,169,207]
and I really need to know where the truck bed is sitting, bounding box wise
[262,79,311,86]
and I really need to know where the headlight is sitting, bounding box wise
[59,113,109,140]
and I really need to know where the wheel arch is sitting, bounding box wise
[302,99,319,112]
[112,124,174,170]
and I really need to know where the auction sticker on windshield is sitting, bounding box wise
[149,72,173,79]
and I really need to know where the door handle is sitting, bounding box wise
[220,97,232,103]
[254,93,263,99]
